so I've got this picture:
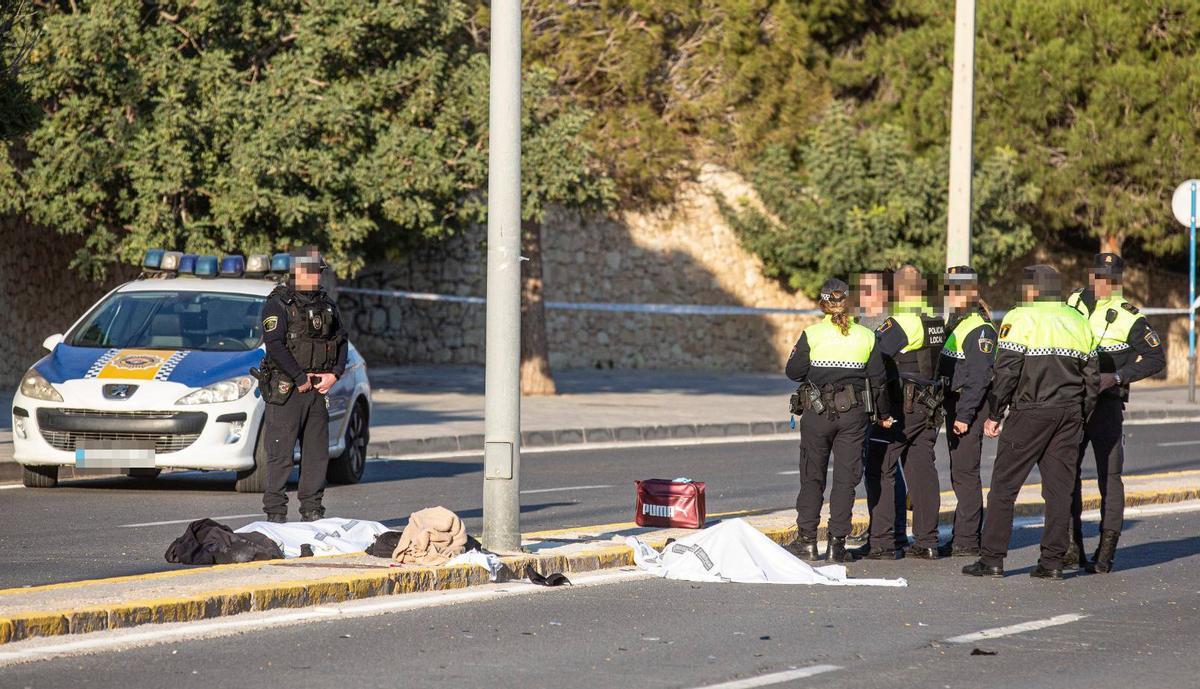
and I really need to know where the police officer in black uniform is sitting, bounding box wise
[1066,253,1165,572]
[864,265,946,560]
[257,246,348,523]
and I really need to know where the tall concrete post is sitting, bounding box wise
[946,0,976,268]
[482,0,523,552]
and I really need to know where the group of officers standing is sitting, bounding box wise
[785,253,1165,579]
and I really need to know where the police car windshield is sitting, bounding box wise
[68,291,267,352]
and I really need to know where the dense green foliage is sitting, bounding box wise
[723,104,1037,295]
[833,0,1200,257]
[1,0,610,279]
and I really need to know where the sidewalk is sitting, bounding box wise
[3,369,1199,479]
[2,469,1198,645]
[365,367,1200,456]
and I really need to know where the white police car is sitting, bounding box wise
[11,251,372,491]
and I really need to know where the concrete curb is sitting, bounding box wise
[367,409,1200,457]
[369,421,795,457]
[2,485,1199,646]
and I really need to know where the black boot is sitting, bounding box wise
[827,537,858,563]
[1092,529,1120,573]
[962,560,1004,578]
[1030,563,1064,580]
[1063,540,1082,569]
[266,513,287,524]
[786,537,820,561]
[300,508,325,523]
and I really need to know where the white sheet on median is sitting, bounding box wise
[237,518,391,558]
[626,518,906,587]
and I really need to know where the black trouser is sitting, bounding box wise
[980,406,1083,570]
[796,406,869,540]
[945,392,985,550]
[1070,396,1125,547]
[867,405,940,550]
[864,432,908,545]
[263,387,329,516]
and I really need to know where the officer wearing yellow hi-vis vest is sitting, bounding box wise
[864,265,946,560]
[963,265,1099,580]
[786,278,891,563]
[1065,253,1165,573]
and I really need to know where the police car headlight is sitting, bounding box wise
[20,369,63,402]
[175,376,255,405]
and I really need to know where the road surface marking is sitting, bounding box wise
[520,484,614,495]
[1157,440,1200,447]
[944,614,1087,644]
[377,433,800,461]
[688,665,842,689]
[118,513,262,528]
[777,470,799,475]
[0,568,651,666]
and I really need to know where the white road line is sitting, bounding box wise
[375,433,800,461]
[520,484,614,495]
[944,614,1087,644]
[1157,440,1200,447]
[0,484,23,490]
[688,665,842,689]
[118,513,262,528]
[0,568,650,666]
[777,470,799,475]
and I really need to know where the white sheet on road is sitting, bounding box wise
[237,518,391,558]
[626,519,906,587]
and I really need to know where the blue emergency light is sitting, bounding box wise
[142,249,165,270]
[194,255,219,278]
[220,255,245,277]
[245,254,270,277]
[270,253,291,273]
[178,254,198,274]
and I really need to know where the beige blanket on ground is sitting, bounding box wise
[392,506,468,565]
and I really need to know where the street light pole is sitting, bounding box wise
[482,0,523,552]
[946,0,976,268]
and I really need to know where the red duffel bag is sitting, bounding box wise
[635,478,706,529]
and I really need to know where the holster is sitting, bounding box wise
[800,383,826,416]
[253,366,295,406]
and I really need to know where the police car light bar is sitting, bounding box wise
[270,253,291,273]
[160,251,184,273]
[178,254,198,274]
[142,249,165,270]
[246,254,270,277]
[194,255,219,278]
[220,255,246,277]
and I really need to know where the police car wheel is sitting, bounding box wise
[327,400,368,485]
[22,465,59,488]
[235,426,269,493]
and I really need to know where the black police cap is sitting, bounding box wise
[819,277,850,302]
[1093,252,1124,277]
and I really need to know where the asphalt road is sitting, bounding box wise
[0,421,1197,589]
[5,501,1200,688]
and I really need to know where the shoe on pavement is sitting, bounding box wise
[300,509,325,523]
[938,543,981,558]
[962,560,1004,578]
[266,513,287,524]
[1030,563,1064,580]
[786,539,821,562]
[827,537,859,563]
[1064,540,1083,569]
[907,546,939,560]
[861,547,901,561]
[1092,529,1120,573]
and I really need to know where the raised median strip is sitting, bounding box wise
[1,470,1199,646]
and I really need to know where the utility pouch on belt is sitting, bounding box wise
[789,388,804,417]
[903,381,917,415]
[804,383,826,416]
[832,385,859,413]
[254,367,294,406]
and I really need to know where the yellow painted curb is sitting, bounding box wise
[1,483,1198,646]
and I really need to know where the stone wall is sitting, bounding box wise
[340,165,816,374]
[0,217,133,387]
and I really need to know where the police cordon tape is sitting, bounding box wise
[339,287,1193,318]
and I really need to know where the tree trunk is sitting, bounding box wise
[1100,233,1123,256]
[520,219,557,396]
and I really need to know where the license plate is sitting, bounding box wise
[75,440,156,469]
